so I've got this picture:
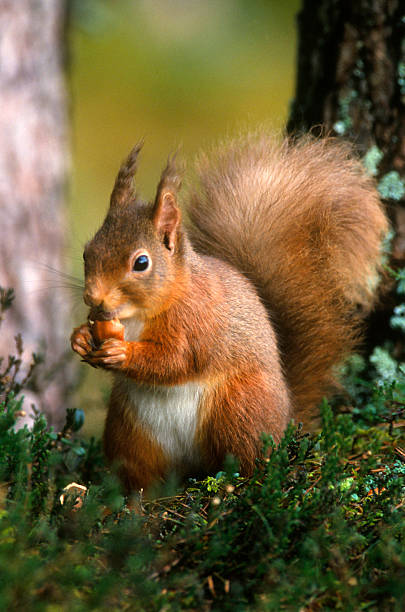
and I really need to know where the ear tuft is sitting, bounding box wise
[110,140,144,208]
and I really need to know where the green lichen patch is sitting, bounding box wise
[378,171,405,201]
[364,145,383,177]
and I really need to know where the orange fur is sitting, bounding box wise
[70,133,389,494]
[198,368,290,474]
[188,133,389,426]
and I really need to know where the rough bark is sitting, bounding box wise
[288,0,404,173]
[0,0,71,427]
[288,0,405,347]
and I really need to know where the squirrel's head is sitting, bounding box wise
[83,143,187,321]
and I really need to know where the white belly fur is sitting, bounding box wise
[124,380,204,467]
[122,316,145,342]
[120,315,203,467]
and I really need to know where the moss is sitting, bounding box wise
[2,285,405,610]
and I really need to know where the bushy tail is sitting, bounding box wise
[187,132,389,426]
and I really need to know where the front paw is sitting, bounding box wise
[86,338,130,370]
[71,323,94,358]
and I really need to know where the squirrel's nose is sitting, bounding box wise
[83,288,103,308]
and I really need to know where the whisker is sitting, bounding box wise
[24,286,84,296]
[34,262,84,284]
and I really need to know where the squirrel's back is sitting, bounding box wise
[188,132,388,426]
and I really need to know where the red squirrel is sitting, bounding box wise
[71,132,388,494]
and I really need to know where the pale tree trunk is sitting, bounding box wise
[0,0,71,427]
[288,0,405,347]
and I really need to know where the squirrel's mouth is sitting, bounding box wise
[88,307,120,321]
[88,303,139,322]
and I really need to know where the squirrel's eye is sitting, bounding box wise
[132,254,150,272]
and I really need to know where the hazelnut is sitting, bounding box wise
[90,318,124,345]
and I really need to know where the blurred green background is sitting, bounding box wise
[68,0,300,436]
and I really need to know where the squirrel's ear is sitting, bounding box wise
[152,156,182,253]
[110,141,143,208]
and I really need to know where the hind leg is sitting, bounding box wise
[198,370,291,474]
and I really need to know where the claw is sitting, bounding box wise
[72,343,87,357]
[81,359,98,369]
[91,355,126,366]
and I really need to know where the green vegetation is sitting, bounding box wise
[1,286,405,611]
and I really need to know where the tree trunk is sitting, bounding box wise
[0,0,71,427]
[288,0,405,347]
